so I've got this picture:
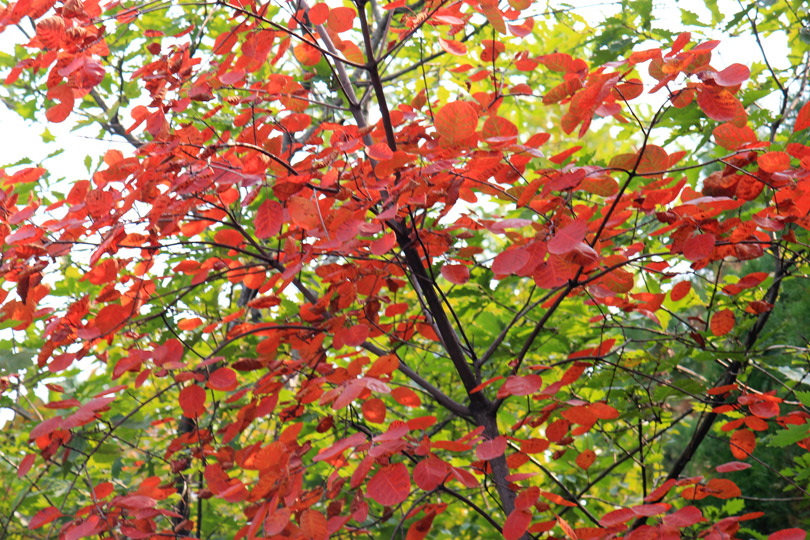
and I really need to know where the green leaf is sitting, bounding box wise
[768,423,810,448]
[0,348,34,374]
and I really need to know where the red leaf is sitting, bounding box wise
[549,145,582,164]
[758,151,790,173]
[499,374,543,397]
[265,508,291,535]
[794,101,810,133]
[540,53,573,72]
[670,281,691,301]
[438,37,467,56]
[713,122,757,150]
[476,436,507,460]
[434,101,478,145]
[631,503,670,517]
[557,515,577,540]
[710,309,735,337]
[366,142,394,161]
[716,461,751,473]
[179,384,206,417]
[367,463,411,506]
[327,6,356,33]
[503,509,532,540]
[29,416,63,441]
[313,432,367,462]
[308,3,329,25]
[540,490,576,507]
[17,453,35,478]
[344,324,370,347]
[730,428,755,459]
[492,247,530,275]
[45,84,74,123]
[207,367,237,391]
[362,398,386,424]
[683,233,715,261]
[697,85,746,124]
[561,406,597,425]
[575,449,596,470]
[600,507,635,527]
[441,264,470,284]
[288,196,321,230]
[300,509,327,540]
[769,529,807,540]
[481,116,518,146]
[669,32,691,55]
[255,199,282,239]
[36,16,65,48]
[406,513,435,540]
[713,63,750,87]
[749,399,779,418]
[29,506,62,529]
[706,478,741,499]
[548,220,587,255]
[391,387,421,407]
[413,455,448,490]
[370,233,396,255]
[294,41,322,66]
[515,487,540,509]
[663,506,704,528]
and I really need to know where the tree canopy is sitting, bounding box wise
[1,0,810,539]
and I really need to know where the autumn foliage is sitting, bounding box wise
[1,0,810,539]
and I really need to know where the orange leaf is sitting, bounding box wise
[438,37,467,56]
[758,151,790,173]
[710,309,735,337]
[730,428,755,459]
[392,387,421,407]
[45,84,74,123]
[293,41,321,66]
[362,398,386,424]
[434,101,478,145]
[575,449,596,470]
[299,509,327,540]
[177,318,202,331]
[713,122,757,150]
[793,101,810,133]
[288,196,321,229]
[308,3,329,25]
[327,6,356,33]
[696,85,746,125]
[366,142,394,161]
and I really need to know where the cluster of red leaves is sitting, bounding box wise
[2,0,810,539]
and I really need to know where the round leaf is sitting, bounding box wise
[367,463,411,506]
